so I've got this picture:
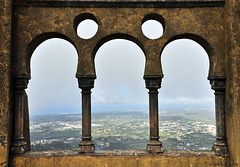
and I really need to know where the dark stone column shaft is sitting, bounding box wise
[77,75,96,153]
[11,75,30,154]
[149,89,159,141]
[215,90,225,141]
[208,76,228,156]
[81,88,92,141]
[144,75,163,153]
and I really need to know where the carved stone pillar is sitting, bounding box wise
[11,75,30,154]
[144,75,163,153]
[208,76,228,156]
[77,75,96,153]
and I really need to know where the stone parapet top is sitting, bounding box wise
[13,150,219,157]
[16,0,224,2]
[15,0,225,7]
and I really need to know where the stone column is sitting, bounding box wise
[208,76,228,156]
[144,75,163,153]
[77,75,96,153]
[11,75,30,154]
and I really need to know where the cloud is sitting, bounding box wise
[92,39,148,106]
[160,39,214,104]
[26,38,80,114]
[27,37,215,114]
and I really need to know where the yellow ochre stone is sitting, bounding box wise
[1,0,240,166]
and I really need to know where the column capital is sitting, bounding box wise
[76,75,96,90]
[13,75,31,90]
[144,75,163,90]
[208,76,226,91]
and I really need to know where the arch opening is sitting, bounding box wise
[92,39,148,150]
[159,39,215,150]
[26,38,81,151]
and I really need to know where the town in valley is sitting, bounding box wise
[30,108,216,151]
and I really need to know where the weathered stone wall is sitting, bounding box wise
[0,0,12,166]
[1,0,240,166]
[224,0,240,164]
[12,6,225,77]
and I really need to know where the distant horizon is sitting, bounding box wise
[29,106,215,116]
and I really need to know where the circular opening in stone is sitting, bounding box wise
[141,19,164,40]
[77,19,98,39]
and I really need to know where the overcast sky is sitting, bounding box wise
[26,21,214,115]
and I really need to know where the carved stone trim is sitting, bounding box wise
[144,75,163,90]
[208,76,226,91]
[77,75,96,90]
[13,75,31,91]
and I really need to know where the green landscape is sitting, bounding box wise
[30,108,216,151]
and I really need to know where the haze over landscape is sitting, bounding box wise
[30,109,215,151]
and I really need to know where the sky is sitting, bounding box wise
[26,20,214,115]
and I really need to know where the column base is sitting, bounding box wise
[212,141,228,156]
[11,140,28,154]
[78,140,95,153]
[147,140,163,153]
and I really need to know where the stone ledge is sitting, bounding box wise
[12,149,220,157]
[11,150,231,167]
